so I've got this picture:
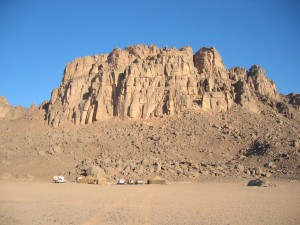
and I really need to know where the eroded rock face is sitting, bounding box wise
[248,65,278,99]
[47,45,279,126]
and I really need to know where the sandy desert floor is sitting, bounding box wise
[0,180,299,225]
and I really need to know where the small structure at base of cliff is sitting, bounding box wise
[148,176,166,184]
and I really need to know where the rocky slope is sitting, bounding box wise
[0,45,299,182]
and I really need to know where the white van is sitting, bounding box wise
[117,178,125,184]
[53,176,66,183]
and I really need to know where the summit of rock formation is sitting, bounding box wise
[46,45,278,127]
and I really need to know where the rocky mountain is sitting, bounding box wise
[0,44,299,182]
[46,45,277,127]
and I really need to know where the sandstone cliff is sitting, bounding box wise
[47,45,278,126]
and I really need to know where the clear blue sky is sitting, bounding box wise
[0,0,299,107]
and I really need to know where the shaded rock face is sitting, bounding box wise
[47,45,278,126]
[287,93,300,110]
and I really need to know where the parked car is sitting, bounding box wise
[117,178,125,184]
[53,176,66,183]
[136,179,143,184]
[128,179,135,184]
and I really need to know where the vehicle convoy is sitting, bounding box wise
[117,178,145,185]
[53,176,66,183]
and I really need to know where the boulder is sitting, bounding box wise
[85,165,106,179]
[52,145,62,154]
[247,179,276,187]
[235,164,244,172]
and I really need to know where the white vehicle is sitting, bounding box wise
[53,176,66,183]
[117,178,125,184]
[128,179,135,184]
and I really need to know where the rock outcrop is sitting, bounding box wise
[47,45,278,126]
[0,96,30,120]
[287,93,300,110]
[0,96,44,122]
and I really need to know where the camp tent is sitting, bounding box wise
[97,176,107,185]
[79,176,97,184]
[147,176,166,184]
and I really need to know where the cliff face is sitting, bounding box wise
[47,45,278,127]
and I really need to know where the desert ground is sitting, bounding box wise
[0,180,299,225]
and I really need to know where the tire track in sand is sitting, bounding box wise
[124,186,154,225]
[82,187,143,225]
[140,189,154,225]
